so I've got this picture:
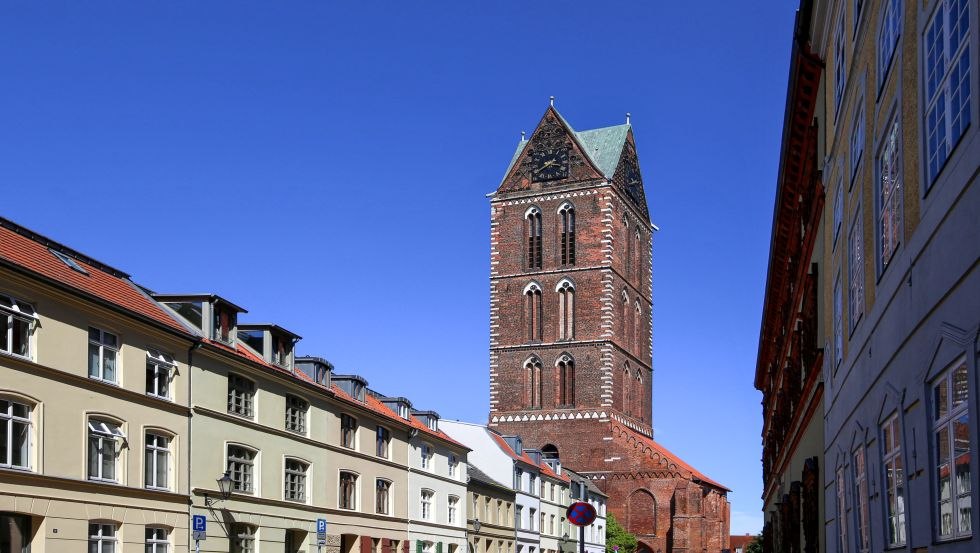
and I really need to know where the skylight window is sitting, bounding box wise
[49,248,89,275]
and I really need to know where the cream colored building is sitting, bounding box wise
[466,465,516,553]
[0,218,196,553]
[527,451,569,553]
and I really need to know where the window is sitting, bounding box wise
[850,102,865,182]
[550,514,555,535]
[853,0,864,33]
[448,495,459,525]
[529,473,536,494]
[525,283,543,342]
[853,447,871,552]
[624,215,632,276]
[882,413,907,546]
[376,478,391,515]
[877,0,902,89]
[932,359,972,539]
[525,356,543,409]
[231,524,256,553]
[924,0,972,185]
[145,527,169,553]
[515,505,523,529]
[283,458,308,502]
[421,489,434,520]
[834,6,847,116]
[833,175,844,250]
[0,294,35,359]
[836,466,849,553]
[340,414,357,449]
[376,426,390,458]
[0,399,31,469]
[212,306,236,345]
[514,467,523,490]
[285,395,307,434]
[529,508,537,531]
[448,453,458,477]
[877,118,903,273]
[227,445,255,494]
[144,433,170,490]
[88,419,124,482]
[89,523,117,553]
[50,248,88,274]
[145,349,174,400]
[227,374,254,418]
[420,443,433,470]
[339,471,358,510]
[271,335,291,367]
[526,207,542,269]
[834,274,843,369]
[559,203,576,266]
[88,328,119,383]
[557,280,574,340]
[848,210,864,333]
[624,364,632,415]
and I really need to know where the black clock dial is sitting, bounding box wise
[625,160,642,203]
[530,147,570,182]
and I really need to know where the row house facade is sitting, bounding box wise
[0,216,470,553]
[760,1,979,553]
[466,465,517,553]
[564,469,607,553]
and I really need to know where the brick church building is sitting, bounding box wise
[487,103,731,553]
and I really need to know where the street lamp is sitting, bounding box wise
[560,533,570,553]
[205,471,233,506]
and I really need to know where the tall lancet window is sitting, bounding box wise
[634,229,642,282]
[556,279,575,340]
[622,289,631,349]
[524,283,543,342]
[634,301,642,357]
[636,370,644,420]
[526,207,543,270]
[559,203,576,266]
[623,363,632,416]
[623,215,632,276]
[556,354,575,407]
[525,356,543,409]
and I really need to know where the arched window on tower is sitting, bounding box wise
[524,356,543,409]
[634,228,642,282]
[524,283,543,342]
[622,289,631,349]
[636,370,644,421]
[558,203,576,266]
[526,207,543,270]
[556,353,575,407]
[556,279,575,341]
[623,215,632,276]
[623,363,632,416]
[634,300,642,357]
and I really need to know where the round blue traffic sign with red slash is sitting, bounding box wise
[566,501,597,526]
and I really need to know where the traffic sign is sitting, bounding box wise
[192,514,207,541]
[566,501,597,526]
[316,518,327,545]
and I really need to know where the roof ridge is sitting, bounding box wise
[0,216,130,279]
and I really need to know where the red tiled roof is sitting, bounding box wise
[329,385,466,449]
[407,413,468,449]
[620,426,730,491]
[490,432,539,467]
[0,220,190,334]
[539,460,570,483]
[730,535,756,549]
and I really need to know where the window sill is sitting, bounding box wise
[227,410,254,420]
[146,393,173,403]
[0,350,32,363]
[89,376,120,387]
[88,477,120,485]
[0,465,32,473]
[145,485,171,492]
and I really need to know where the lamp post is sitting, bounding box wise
[560,533,570,553]
[205,471,233,507]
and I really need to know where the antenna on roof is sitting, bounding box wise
[626,112,631,125]
[521,130,526,141]
[549,96,555,107]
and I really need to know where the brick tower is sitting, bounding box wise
[488,104,730,553]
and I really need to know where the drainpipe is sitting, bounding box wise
[187,339,202,552]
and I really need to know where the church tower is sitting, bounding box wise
[488,103,730,553]
[489,103,654,445]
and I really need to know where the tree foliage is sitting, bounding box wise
[605,513,638,553]
[744,535,763,553]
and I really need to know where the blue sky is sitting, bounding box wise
[2,1,797,535]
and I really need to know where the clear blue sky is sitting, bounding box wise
[2,1,796,535]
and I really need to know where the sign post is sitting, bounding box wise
[565,501,597,553]
[192,515,207,553]
[316,518,327,553]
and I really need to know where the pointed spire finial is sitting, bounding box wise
[549,96,555,107]
[626,112,631,125]
[521,130,526,141]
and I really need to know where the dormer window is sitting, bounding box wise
[271,335,292,367]
[237,325,300,369]
[398,404,409,419]
[296,356,332,386]
[413,410,440,432]
[213,306,236,344]
[333,375,368,402]
[380,396,413,420]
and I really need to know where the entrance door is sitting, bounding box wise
[285,529,307,553]
[0,513,30,553]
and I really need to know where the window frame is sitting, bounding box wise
[376,478,392,515]
[376,425,391,458]
[847,206,864,335]
[89,522,118,553]
[284,395,308,435]
[875,111,903,277]
[0,293,36,360]
[834,5,848,119]
[145,526,170,553]
[852,445,871,552]
[0,398,32,470]
[226,373,255,419]
[340,413,357,449]
[227,444,257,495]
[836,465,850,553]
[931,357,973,540]
[877,0,903,93]
[283,457,309,503]
[339,470,358,510]
[448,494,459,525]
[145,349,175,401]
[850,100,866,186]
[231,523,257,553]
[144,431,171,491]
[881,412,907,547]
[87,418,124,483]
[420,443,434,471]
[88,327,120,384]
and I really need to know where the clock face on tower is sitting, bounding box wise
[625,159,643,205]
[530,147,570,182]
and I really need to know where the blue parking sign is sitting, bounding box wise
[316,518,327,544]
[192,515,207,541]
